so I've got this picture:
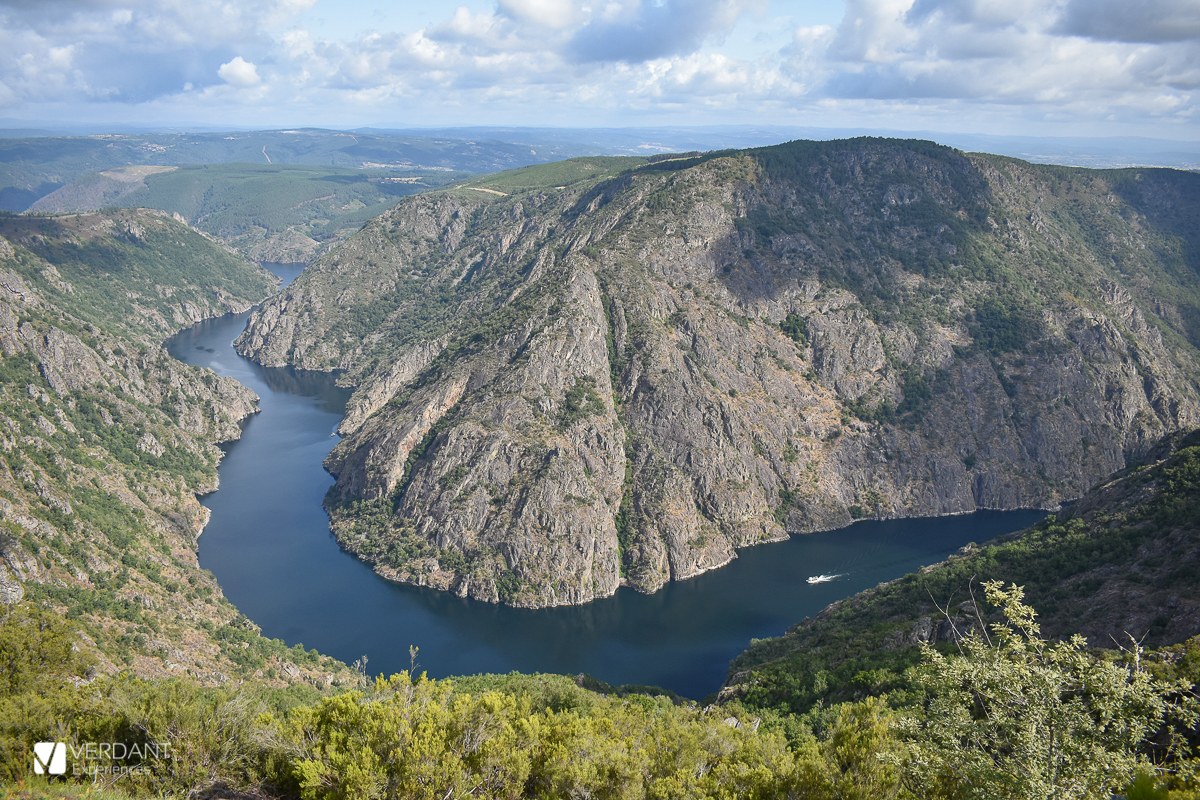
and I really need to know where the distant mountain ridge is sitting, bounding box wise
[27,165,178,214]
[26,163,461,264]
[236,138,1200,608]
[0,128,602,213]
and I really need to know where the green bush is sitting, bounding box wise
[902,582,1180,800]
[779,312,808,347]
[968,297,1042,354]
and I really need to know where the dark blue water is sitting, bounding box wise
[167,269,1046,699]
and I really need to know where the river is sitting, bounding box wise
[166,266,1046,700]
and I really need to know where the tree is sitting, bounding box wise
[0,602,95,782]
[0,601,92,697]
[902,581,1177,800]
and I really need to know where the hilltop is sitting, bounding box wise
[235,139,1200,608]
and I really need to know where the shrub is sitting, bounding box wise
[901,582,1182,800]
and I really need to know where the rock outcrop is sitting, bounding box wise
[0,210,296,684]
[238,140,1200,607]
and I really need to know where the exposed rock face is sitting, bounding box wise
[882,610,977,650]
[238,140,1200,608]
[0,211,289,684]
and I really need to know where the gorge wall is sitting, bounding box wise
[0,209,344,685]
[236,139,1200,608]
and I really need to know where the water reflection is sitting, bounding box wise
[253,366,350,412]
[166,312,351,417]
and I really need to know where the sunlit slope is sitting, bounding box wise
[0,209,348,686]
[236,138,1200,608]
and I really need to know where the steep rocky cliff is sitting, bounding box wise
[0,210,345,686]
[237,140,1200,608]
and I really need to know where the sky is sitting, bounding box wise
[0,0,1198,139]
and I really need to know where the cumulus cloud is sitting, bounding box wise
[0,0,1197,134]
[0,0,312,46]
[568,0,766,63]
[218,56,261,86]
[0,0,303,103]
[808,0,1199,125]
[496,0,582,30]
[1054,0,1200,44]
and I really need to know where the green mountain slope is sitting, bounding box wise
[234,138,1200,609]
[0,129,602,213]
[27,163,462,263]
[722,428,1200,717]
[0,209,275,338]
[0,210,348,687]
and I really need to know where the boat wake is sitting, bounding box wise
[806,573,845,584]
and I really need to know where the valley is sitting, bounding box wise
[0,136,1197,798]
[27,163,464,264]
[236,138,1200,608]
[5,0,1199,787]
[0,208,352,690]
[177,303,1048,696]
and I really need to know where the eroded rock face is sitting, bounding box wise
[0,211,297,685]
[239,140,1200,607]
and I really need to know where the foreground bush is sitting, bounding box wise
[1,594,1196,798]
[290,674,797,799]
[902,582,1197,799]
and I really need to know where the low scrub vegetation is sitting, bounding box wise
[3,583,1198,799]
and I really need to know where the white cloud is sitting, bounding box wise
[568,0,768,63]
[802,0,1199,129]
[496,0,582,29]
[0,0,302,104]
[0,0,1196,136]
[218,56,261,86]
[1054,0,1200,44]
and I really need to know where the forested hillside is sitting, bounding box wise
[0,129,599,213]
[27,164,463,264]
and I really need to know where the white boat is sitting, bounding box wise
[806,573,840,584]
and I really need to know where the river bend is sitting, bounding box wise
[167,268,1045,699]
